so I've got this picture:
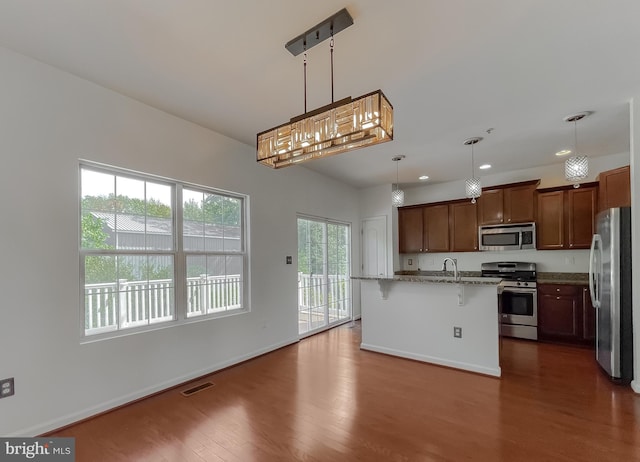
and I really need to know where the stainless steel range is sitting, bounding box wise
[481,262,538,340]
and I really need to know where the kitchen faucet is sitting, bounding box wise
[442,257,459,281]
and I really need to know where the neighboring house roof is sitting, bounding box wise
[90,211,240,238]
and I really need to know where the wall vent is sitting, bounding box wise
[180,381,215,397]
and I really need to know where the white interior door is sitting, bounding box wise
[361,216,387,277]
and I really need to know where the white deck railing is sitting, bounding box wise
[85,273,349,336]
[297,273,351,325]
[85,274,242,335]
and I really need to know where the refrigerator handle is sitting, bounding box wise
[589,233,601,308]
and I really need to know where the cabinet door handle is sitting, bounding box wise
[556,288,560,292]
[557,297,560,300]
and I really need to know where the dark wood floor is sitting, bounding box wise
[50,322,640,461]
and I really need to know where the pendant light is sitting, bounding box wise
[564,112,591,187]
[256,8,394,168]
[464,137,483,203]
[391,155,405,207]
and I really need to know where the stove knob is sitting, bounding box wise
[523,282,528,287]
[517,282,521,286]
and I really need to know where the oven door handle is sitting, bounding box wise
[501,287,537,294]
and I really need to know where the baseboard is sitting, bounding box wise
[9,337,299,437]
[632,379,640,394]
[360,342,501,378]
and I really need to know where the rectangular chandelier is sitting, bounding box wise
[257,90,393,168]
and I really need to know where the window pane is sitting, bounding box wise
[115,177,145,250]
[145,182,173,251]
[117,255,175,330]
[81,169,116,250]
[184,189,242,253]
[183,189,205,251]
[204,193,224,252]
[222,196,242,252]
[81,168,173,251]
[186,254,243,318]
[84,255,118,334]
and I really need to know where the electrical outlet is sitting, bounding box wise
[408,258,413,266]
[453,327,462,338]
[0,377,14,398]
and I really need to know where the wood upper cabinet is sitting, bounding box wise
[566,186,597,248]
[423,204,450,252]
[536,183,597,250]
[398,207,424,253]
[449,200,478,251]
[478,189,504,225]
[538,283,595,346]
[398,201,476,253]
[597,165,631,210]
[536,190,564,249]
[477,180,539,225]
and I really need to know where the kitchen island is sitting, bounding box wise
[355,275,503,377]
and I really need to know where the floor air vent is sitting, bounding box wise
[181,381,215,397]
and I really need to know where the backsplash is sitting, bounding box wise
[402,249,590,274]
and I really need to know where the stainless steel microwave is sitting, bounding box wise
[479,223,536,251]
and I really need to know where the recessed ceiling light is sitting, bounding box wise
[479,164,491,170]
[419,175,429,180]
[555,149,572,156]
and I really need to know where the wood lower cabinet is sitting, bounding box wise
[581,286,596,343]
[538,283,594,346]
[597,165,630,210]
[536,183,597,250]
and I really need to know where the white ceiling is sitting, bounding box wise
[1,1,639,188]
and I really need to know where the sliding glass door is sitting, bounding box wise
[297,216,351,336]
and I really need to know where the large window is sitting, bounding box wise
[80,163,247,339]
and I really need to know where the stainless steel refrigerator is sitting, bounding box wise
[589,207,633,383]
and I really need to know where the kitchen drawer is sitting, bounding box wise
[538,284,579,296]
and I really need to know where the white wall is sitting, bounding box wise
[0,47,361,436]
[630,99,640,394]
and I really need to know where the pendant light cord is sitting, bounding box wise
[574,119,578,155]
[471,143,475,179]
[330,27,335,103]
[303,41,307,114]
[396,158,399,191]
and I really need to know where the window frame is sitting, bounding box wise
[79,161,250,342]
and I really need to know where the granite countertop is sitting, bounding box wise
[354,271,587,286]
[537,272,589,285]
[353,271,501,286]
